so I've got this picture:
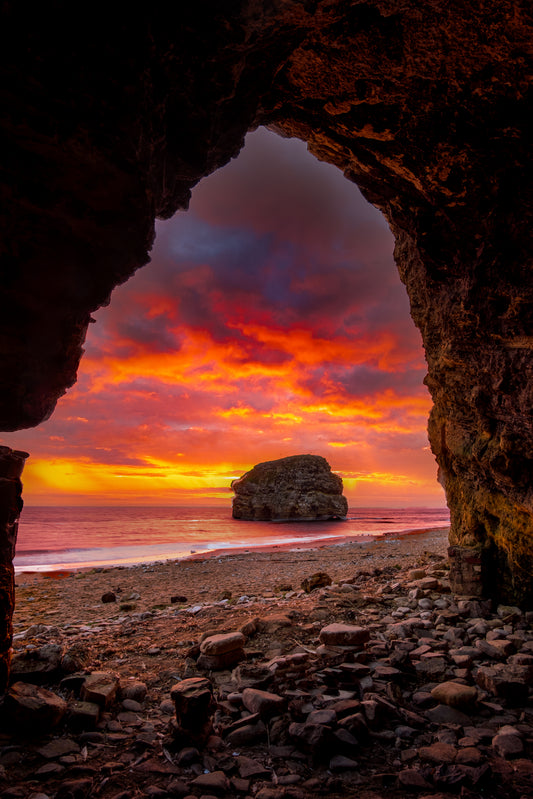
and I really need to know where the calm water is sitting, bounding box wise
[13,505,450,572]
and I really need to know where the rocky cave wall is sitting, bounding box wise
[1,0,532,688]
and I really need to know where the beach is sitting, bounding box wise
[13,527,449,629]
[5,525,533,799]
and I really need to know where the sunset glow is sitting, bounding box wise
[3,128,445,508]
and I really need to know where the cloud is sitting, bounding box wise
[2,127,442,507]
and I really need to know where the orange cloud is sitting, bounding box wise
[1,128,445,510]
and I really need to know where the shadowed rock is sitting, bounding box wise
[4,681,67,731]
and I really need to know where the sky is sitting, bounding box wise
[3,127,445,508]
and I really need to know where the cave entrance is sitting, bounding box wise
[4,127,444,515]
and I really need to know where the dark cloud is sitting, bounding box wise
[88,126,416,375]
[336,365,428,399]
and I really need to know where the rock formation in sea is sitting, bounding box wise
[0,0,532,688]
[232,455,348,521]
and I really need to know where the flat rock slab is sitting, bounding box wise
[319,623,370,647]
[237,755,271,778]
[36,738,80,759]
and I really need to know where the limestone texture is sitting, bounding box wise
[0,2,532,618]
[232,455,348,521]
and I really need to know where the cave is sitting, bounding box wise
[1,2,532,691]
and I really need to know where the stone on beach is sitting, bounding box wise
[119,679,147,702]
[430,681,478,709]
[10,643,62,684]
[319,623,370,647]
[492,726,524,758]
[66,700,100,731]
[8,527,533,799]
[171,676,214,745]
[418,742,457,763]
[80,671,119,709]
[301,572,332,593]
[190,770,230,792]
[197,631,246,670]
[475,663,531,705]
[200,631,246,655]
[242,687,286,718]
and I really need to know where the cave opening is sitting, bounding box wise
[3,127,445,517]
[1,3,532,703]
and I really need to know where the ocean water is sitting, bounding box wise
[13,505,450,573]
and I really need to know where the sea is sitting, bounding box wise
[13,505,450,573]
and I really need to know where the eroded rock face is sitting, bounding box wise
[0,446,28,693]
[232,455,348,521]
[0,2,532,606]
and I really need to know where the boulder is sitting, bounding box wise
[319,623,370,647]
[170,676,214,736]
[231,455,347,521]
[80,671,119,709]
[198,631,246,670]
[4,681,67,731]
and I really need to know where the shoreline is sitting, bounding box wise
[13,526,450,631]
[185,523,450,561]
[14,523,450,576]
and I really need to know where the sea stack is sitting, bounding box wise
[231,454,348,521]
